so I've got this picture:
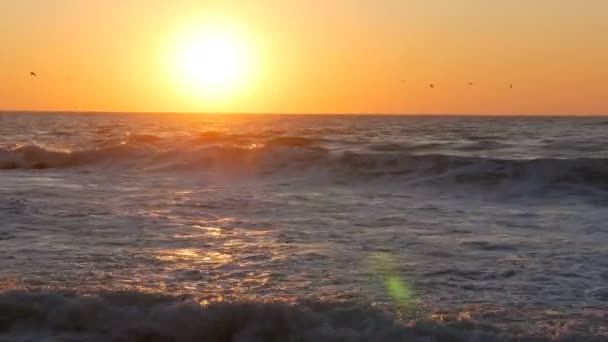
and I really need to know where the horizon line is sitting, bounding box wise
[1,110,608,117]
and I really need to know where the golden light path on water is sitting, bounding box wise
[149,212,420,311]
[149,216,286,303]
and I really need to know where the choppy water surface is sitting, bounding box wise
[1,113,607,340]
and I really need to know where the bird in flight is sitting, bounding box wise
[30,72,37,77]
[430,84,435,88]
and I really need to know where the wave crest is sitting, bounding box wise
[2,142,608,191]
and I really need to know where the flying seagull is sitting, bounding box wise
[30,72,37,77]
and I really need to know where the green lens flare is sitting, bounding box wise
[386,277,413,304]
[368,253,417,311]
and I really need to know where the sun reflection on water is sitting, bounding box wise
[156,248,233,265]
[193,225,228,238]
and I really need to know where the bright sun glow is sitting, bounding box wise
[167,21,255,100]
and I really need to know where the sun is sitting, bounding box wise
[183,36,241,88]
[166,22,255,100]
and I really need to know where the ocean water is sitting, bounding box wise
[1,112,607,341]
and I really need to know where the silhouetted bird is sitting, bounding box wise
[430,84,434,88]
[30,72,37,77]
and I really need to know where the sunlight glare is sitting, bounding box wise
[166,20,256,101]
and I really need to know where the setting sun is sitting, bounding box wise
[166,21,255,101]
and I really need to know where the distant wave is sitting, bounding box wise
[1,139,608,190]
[0,290,598,341]
[367,142,445,152]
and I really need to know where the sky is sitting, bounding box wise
[1,0,607,115]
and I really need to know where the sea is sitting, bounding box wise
[0,112,607,341]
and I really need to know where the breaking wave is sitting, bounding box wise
[0,290,600,341]
[2,140,608,189]
[2,139,608,189]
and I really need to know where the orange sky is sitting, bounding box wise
[1,0,607,114]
